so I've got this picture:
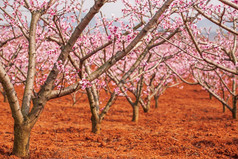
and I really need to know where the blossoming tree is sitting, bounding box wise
[165,0,238,118]
[0,0,174,157]
[1,0,237,157]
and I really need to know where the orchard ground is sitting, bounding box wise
[0,84,237,158]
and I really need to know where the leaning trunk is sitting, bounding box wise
[132,105,139,122]
[12,122,31,158]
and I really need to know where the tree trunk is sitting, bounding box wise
[91,116,101,134]
[86,86,101,134]
[232,96,237,119]
[141,98,150,113]
[223,104,226,113]
[154,95,159,108]
[1,91,7,102]
[3,92,7,102]
[132,105,139,122]
[144,99,150,113]
[231,77,236,119]
[209,93,213,100]
[71,92,77,106]
[232,109,237,119]
[12,122,31,158]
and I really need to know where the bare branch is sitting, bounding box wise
[182,13,238,75]
[81,40,112,62]
[214,70,235,96]
[193,5,238,35]
[0,35,23,48]
[24,0,31,9]
[196,74,233,111]
[48,83,81,99]
[149,28,180,49]
[87,0,174,81]
[165,62,198,85]
[36,0,107,100]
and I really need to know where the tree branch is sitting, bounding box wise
[87,0,174,81]
[219,0,238,10]
[0,63,23,124]
[21,11,41,117]
[193,5,238,35]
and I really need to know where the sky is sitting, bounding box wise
[83,0,222,17]
[83,0,126,18]
[0,0,224,31]
[83,0,221,32]
[0,0,223,18]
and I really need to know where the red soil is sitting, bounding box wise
[0,84,237,158]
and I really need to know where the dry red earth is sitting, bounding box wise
[0,84,237,158]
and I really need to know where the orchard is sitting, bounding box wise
[0,0,237,158]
